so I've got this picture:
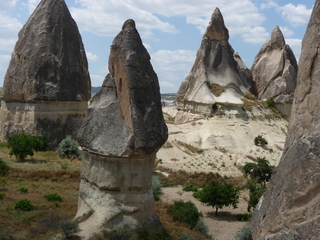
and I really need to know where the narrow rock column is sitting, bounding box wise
[75,20,168,238]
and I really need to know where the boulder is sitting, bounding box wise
[251,1,320,239]
[176,8,252,114]
[0,0,91,147]
[251,26,297,103]
[75,19,168,238]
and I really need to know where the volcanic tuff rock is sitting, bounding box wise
[75,19,168,238]
[251,1,320,239]
[176,8,252,114]
[251,26,297,103]
[0,0,91,147]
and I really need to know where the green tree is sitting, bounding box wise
[243,157,275,187]
[245,180,266,212]
[56,135,81,160]
[193,181,240,215]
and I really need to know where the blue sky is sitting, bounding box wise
[0,0,314,93]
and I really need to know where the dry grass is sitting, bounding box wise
[208,83,226,97]
[176,141,204,154]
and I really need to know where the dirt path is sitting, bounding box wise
[161,187,249,240]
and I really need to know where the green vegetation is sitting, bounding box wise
[243,157,274,187]
[56,135,81,160]
[8,133,48,160]
[236,213,253,221]
[0,158,10,176]
[14,199,34,211]
[193,180,240,215]
[182,184,199,192]
[152,175,162,201]
[167,200,202,228]
[265,98,275,108]
[254,135,268,147]
[58,220,80,239]
[44,193,63,202]
[235,224,252,240]
[19,187,28,193]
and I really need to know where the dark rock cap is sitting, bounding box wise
[78,19,168,157]
[2,0,91,102]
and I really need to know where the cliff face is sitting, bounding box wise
[75,20,168,238]
[176,8,252,113]
[251,26,297,103]
[251,1,320,239]
[0,0,91,147]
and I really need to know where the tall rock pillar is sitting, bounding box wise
[251,1,320,239]
[75,19,168,238]
[0,0,91,148]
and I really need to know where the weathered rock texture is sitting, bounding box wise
[251,26,297,103]
[176,8,252,114]
[75,19,168,238]
[0,0,91,147]
[251,1,320,239]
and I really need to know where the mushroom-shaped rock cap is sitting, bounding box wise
[78,19,168,157]
[2,0,91,102]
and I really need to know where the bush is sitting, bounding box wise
[14,199,33,211]
[103,225,133,240]
[265,98,275,108]
[236,213,253,221]
[167,200,201,228]
[135,227,171,240]
[58,220,80,238]
[0,192,5,200]
[235,224,252,240]
[254,135,268,147]
[56,135,81,159]
[182,184,199,192]
[8,133,48,159]
[245,180,267,211]
[193,219,208,236]
[0,158,10,176]
[193,181,240,215]
[0,233,16,240]
[19,187,28,193]
[177,232,193,240]
[44,193,63,202]
[152,175,162,201]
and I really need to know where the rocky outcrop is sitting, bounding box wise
[0,0,91,147]
[176,8,252,114]
[75,19,168,238]
[251,26,297,103]
[251,1,320,239]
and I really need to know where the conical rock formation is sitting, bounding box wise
[251,26,297,103]
[0,0,91,147]
[251,1,320,239]
[176,8,252,114]
[75,20,168,239]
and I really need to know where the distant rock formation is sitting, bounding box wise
[75,19,168,238]
[176,8,252,114]
[251,26,297,103]
[0,0,91,147]
[251,1,320,239]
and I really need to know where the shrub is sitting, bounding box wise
[265,98,275,108]
[8,133,48,160]
[182,184,199,192]
[58,220,80,238]
[19,187,28,193]
[236,213,253,221]
[152,175,162,201]
[0,233,16,240]
[14,199,33,211]
[193,219,208,236]
[56,135,81,159]
[0,192,5,200]
[177,232,193,240]
[135,227,171,240]
[103,225,133,240]
[44,193,63,202]
[254,135,268,147]
[167,200,201,228]
[193,181,240,215]
[0,158,10,176]
[245,180,267,211]
[235,224,252,240]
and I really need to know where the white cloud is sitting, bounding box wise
[242,26,269,44]
[86,51,99,62]
[0,55,11,72]
[143,43,151,51]
[281,4,312,27]
[0,14,22,51]
[286,38,302,60]
[151,49,196,92]
[89,74,104,87]
[27,0,41,13]
[0,0,18,11]
[279,26,294,37]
